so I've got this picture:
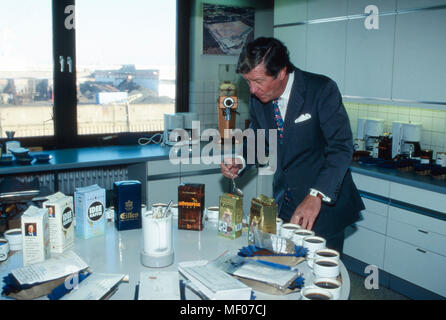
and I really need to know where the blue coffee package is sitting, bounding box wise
[113,180,142,231]
[74,184,106,239]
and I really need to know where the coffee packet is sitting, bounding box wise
[218,193,243,239]
[43,192,74,253]
[21,206,51,266]
[113,180,142,231]
[74,184,106,239]
[248,194,278,244]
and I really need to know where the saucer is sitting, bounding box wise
[33,152,53,162]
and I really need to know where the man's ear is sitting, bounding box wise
[278,67,287,80]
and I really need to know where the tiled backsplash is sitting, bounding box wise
[345,102,446,157]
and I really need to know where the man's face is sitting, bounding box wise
[28,225,34,233]
[242,63,288,103]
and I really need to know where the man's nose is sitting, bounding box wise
[249,83,258,95]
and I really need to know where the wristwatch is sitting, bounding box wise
[309,189,323,200]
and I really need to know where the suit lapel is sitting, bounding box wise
[283,68,306,134]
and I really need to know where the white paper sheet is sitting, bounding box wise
[138,271,180,300]
[60,273,127,300]
[11,251,89,285]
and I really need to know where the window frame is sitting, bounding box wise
[0,0,189,150]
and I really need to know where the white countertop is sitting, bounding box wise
[0,220,350,300]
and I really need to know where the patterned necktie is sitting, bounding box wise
[272,98,284,141]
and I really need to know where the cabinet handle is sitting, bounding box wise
[418,229,428,234]
[416,248,427,254]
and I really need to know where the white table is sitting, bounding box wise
[0,220,350,300]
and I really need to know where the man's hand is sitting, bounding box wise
[290,194,322,230]
[220,157,242,179]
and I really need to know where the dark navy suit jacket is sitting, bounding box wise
[242,67,364,238]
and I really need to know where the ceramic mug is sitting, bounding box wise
[313,277,342,300]
[301,286,333,300]
[313,258,340,279]
[0,239,9,262]
[280,223,301,239]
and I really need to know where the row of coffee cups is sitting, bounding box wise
[278,220,342,299]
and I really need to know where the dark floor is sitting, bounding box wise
[347,270,410,300]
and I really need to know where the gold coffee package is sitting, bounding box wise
[218,193,243,239]
[178,183,205,231]
[248,194,278,244]
[43,192,74,253]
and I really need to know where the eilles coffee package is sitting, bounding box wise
[113,180,142,231]
[178,183,205,231]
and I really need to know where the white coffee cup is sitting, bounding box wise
[301,286,333,300]
[292,229,315,246]
[313,277,342,300]
[205,206,219,225]
[313,258,340,279]
[314,248,340,263]
[303,236,326,255]
[280,223,301,239]
[4,229,22,251]
[0,238,9,262]
[276,218,283,235]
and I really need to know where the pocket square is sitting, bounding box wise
[295,113,312,123]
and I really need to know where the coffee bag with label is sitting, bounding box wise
[248,194,278,244]
[178,183,205,231]
[113,180,142,231]
[43,192,74,253]
[218,193,243,239]
[74,184,106,239]
[21,206,51,266]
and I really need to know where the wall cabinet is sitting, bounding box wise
[348,171,446,298]
[392,8,446,103]
[274,0,446,103]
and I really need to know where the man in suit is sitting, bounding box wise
[220,37,364,253]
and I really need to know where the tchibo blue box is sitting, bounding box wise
[113,180,142,231]
[74,184,106,239]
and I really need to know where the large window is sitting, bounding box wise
[0,1,54,138]
[76,0,176,135]
[0,0,184,149]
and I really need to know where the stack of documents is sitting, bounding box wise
[178,260,252,300]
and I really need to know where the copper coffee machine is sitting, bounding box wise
[218,81,238,141]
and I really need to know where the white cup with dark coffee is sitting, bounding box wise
[301,286,333,300]
[313,277,342,300]
[292,229,314,246]
[314,248,340,263]
[280,223,301,239]
[313,258,340,279]
[303,235,326,268]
